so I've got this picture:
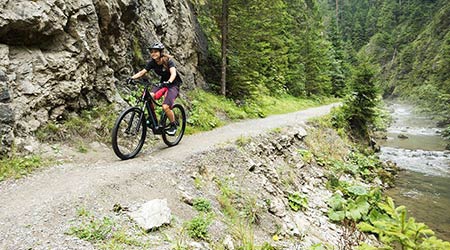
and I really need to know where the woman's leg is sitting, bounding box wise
[163,86,179,124]
[162,104,175,123]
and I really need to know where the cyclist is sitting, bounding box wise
[127,42,182,135]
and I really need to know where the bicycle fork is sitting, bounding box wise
[125,108,145,136]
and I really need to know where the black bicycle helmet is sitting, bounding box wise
[149,42,165,51]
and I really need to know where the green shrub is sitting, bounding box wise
[193,197,212,213]
[287,192,308,212]
[358,197,450,249]
[185,215,212,240]
[327,184,382,222]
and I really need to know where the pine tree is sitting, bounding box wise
[226,0,291,99]
[301,0,333,96]
[341,56,380,139]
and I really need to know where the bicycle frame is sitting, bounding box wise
[135,80,168,135]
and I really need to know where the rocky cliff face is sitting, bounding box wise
[0,0,206,156]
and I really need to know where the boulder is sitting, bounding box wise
[128,199,172,231]
[397,133,409,139]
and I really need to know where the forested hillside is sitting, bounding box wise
[194,0,449,131]
[319,0,449,124]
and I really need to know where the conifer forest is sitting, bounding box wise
[195,0,449,134]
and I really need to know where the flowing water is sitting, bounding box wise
[379,103,450,241]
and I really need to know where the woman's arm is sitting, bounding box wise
[168,67,176,83]
[131,69,148,79]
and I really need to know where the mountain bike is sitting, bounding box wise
[111,79,186,160]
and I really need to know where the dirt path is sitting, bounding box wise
[0,103,338,249]
[157,103,339,161]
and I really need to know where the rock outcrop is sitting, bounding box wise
[0,0,206,155]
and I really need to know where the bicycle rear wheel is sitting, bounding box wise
[162,104,186,147]
[111,107,147,160]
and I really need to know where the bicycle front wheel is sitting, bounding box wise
[111,107,147,160]
[162,104,186,147]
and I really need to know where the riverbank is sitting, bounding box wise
[379,102,450,241]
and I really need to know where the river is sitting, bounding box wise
[379,102,450,241]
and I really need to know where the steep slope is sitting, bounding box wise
[356,0,449,121]
[386,2,450,120]
[321,0,449,123]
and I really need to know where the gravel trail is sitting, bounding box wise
[0,103,338,249]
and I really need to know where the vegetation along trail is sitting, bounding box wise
[0,103,338,249]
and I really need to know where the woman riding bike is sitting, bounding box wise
[127,42,182,135]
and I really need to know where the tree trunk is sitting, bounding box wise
[220,0,229,96]
[335,0,339,27]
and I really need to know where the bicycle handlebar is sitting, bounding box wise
[127,79,168,106]
[128,78,151,86]
[129,79,169,88]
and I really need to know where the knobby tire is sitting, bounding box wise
[111,107,147,160]
[162,104,186,147]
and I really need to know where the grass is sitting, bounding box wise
[1,104,116,182]
[256,94,337,116]
[236,136,252,148]
[241,196,264,225]
[0,154,49,181]
[35,104,116,145]
[304,116,350,163]
[277,163,298,189]
[213,178,270,249]
[216,178,264,225]
[68,208,116,242]
[76,141,89,153]
[183,89,338,134]
[68,207,148,248]
[69,215,115,242]
[183,90,247,134]
[194,176,203,189]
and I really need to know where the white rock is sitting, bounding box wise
[24,145,34,153]
[296,127,308,139]
[128,199,171,231]
[293,213,312,236]
[268,198,286,217]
